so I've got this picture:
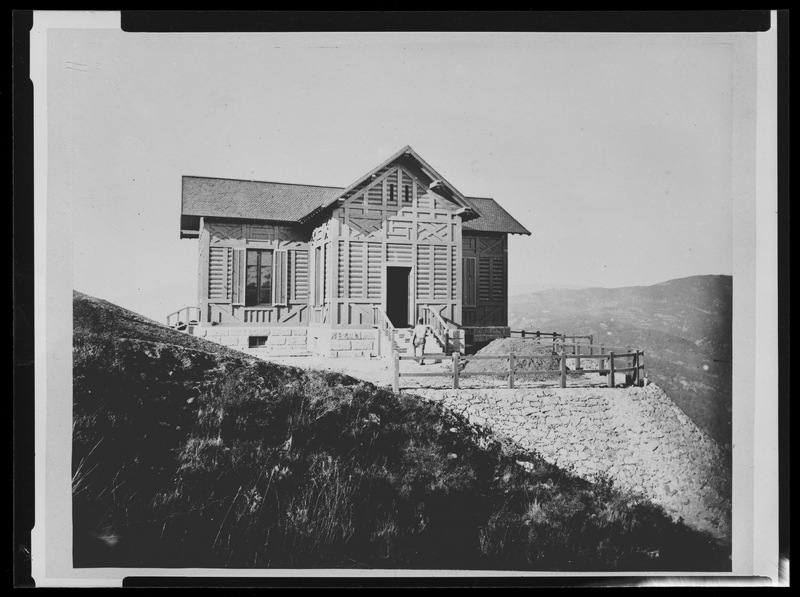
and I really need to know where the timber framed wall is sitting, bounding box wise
[461,231,508,327]
[330,163,462,328]
[197,218,311,325]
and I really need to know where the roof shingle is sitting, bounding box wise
[462,197,531,235]
[181,176,530,235]
[181,176,343,223]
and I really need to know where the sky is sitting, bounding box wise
[46,24,748,323]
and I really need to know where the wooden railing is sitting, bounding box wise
[372,305,397,357]
[392,348,645,393]
[422,306,454,354]
[510,330,594,352]
[166,306,201,330]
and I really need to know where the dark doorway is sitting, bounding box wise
[386,266,411,328]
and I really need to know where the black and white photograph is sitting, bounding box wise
[20,10,783,587]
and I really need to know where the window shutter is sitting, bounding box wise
[208,246,233,301]
[291,249,309,301]
[463,257,477,306]
[273,249,288,305]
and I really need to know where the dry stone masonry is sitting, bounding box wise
[413,383,731,542]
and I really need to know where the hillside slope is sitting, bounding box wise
[72,291,729,570]
[508,275,732,446]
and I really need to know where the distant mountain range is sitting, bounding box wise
[508,275,732,446]
[509,282,589,296]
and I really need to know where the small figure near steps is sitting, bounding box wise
[412,318,431,365]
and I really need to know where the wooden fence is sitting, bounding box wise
[392,346,645,393]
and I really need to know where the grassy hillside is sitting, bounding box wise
[508,275,732,446]
[72,291,729,570]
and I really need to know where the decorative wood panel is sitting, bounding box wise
[245,223,306,243]
[347,214,384,238]
[240,304,308,324]
[417,221,449,243]
[209,223,243,243]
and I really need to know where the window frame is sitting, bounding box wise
[245,248,274,307]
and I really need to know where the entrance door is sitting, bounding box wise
[386,266,411,328]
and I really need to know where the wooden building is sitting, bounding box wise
[176,146,530,357]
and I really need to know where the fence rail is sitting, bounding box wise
[392,349,645,393]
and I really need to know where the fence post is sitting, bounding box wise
[608,352,616,388]
[599,343,606,376]
[508,352,515,389]
[639,351,645,386]
[589,335,594,356]
[393,351,400,393]
[521,330,526,338]
[575,341,582,370]
[452,352,460,389]
[560,350,567,388]
[633,351,639,386]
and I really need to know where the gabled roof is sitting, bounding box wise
[180,148,530,236]
[336,145,471,207]
[462,197,531,235]
[181,176,343,223]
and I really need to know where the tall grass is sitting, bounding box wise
[73,322,729,570]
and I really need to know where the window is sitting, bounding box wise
[245,249,273,306]
[403,184,411,203]
[249,336,269,348]
[389,184,396,203]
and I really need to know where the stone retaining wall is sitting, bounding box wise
[413,383,731,542]
[194,325,309,356]
[327,329,378,358]
[466,326,511,344]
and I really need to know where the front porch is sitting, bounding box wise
[167,304,510,359]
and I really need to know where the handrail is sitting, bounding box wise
[166,306,201,329]
[372,305,397,357]
[422,306,452,353]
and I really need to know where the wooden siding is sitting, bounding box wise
[330,164,462,327]
[461,232,508,326]
[198,219,311,325]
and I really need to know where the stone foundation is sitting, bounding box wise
[305,327,379,358]
[327,329,378,358]
[194,325,310,356]
[464,326,511,345]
